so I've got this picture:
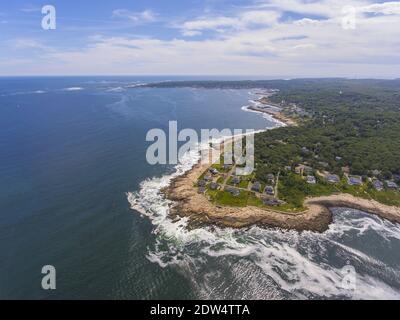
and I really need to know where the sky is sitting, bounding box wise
[0,0,399,78]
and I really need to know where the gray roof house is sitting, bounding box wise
[197,179,207,187]
[231,176,241,185]
[326,174,340,184]
[306,175,316,184]
[347,175,363,186]
[263,198,282,206]
[251,181,261,192]
[209,182,220,190]
[386,181,399,190]
[225,186,240,197]
[372,180,384,191]
[209,168,219,175]
[198,186,206,194]
[265,186,275,195]
[266,174,275,181]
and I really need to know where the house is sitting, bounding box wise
[301,147,310,154]
[335,156,342,161]
[284,166,292,171]
[265,186,274,195]
[251,181,261,192]
[295,165,312,175]
[209,168,219,175]
[347,175,363,186]
[306,175,316,184]
[386,181,399,190]
[371,170,381,177]
[266,173,275,181]
[342,166,350,174]
[263,198,282,206]
[231,176,241,185]
[304,166,313,175]
[226,186,240,197]
[209,182,220,190]
[318,161,329,168]
[198,186,206,194]
[326,174,340,184]
[372,180,384,191]
[197,180,207,187]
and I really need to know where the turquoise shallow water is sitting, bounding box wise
[0,77,399,299]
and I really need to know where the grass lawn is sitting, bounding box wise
[367,188,400,206]
[214,190,249,207]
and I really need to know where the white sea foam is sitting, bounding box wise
[107,86,126,92]
[63,87,84,91]
[241,105,286,127]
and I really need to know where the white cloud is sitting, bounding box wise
[20,5,41,13]
[2,1,400,77]
[180,10,280,36]
[112,9,157,24]
[360,1,400,14]
[293,18,322,26]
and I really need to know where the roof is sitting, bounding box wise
[197,180,207,187]
[226,187,240,196]
[265,186,274,194]
[348,176,362,185]
[232,176,241,183]
[263,198,281,206]
[326,174,340,183]
[198,187,206,193]
[386,181,398,188]
[306,175,316,183]
[210,182,219,190]
[373,180,383,189]
[251,182,261,191]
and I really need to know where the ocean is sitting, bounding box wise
[0,77,399,299]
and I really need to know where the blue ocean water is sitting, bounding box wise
[0,77,400,299]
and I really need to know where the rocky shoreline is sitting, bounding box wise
[164,160,400,232]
